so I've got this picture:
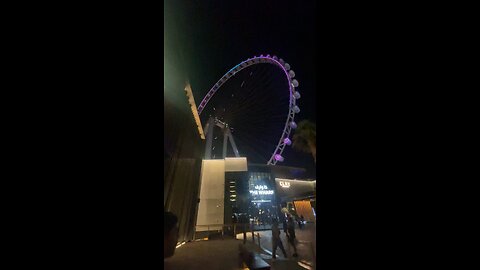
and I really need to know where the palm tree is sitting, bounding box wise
[292,120,316,164]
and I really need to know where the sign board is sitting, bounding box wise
[279,181,290,188]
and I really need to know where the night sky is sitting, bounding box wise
[166,1,317,177]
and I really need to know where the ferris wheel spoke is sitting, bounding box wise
[198,54,299,164]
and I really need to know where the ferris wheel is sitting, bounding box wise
[197,54,301,165]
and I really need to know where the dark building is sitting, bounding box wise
[164,84,204,243]
[224,170,249,225]
[225,164,312,224]
[164,2,205,243]
[246,164,280,226]
[225,163,315,227]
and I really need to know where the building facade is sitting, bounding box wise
[225,163,316,226]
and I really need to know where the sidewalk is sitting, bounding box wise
[237,223,316,269]
[164,223,316,270]
[164,238,246,270]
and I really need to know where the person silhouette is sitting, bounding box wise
[271,219,287,259]
[286,216,298,257]
[164,211,179,259]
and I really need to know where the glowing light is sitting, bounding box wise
[195,54,298,166]
[254,185,269,190]
[293,105,300,113]
[249,190,274,195]
[184,83,205,139]
[176,241,186,249]
[289,70,296,78]
[292,79,299,87]
[284,138,292,145]
[279,181,291,188]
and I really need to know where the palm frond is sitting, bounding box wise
[291,120,316,163]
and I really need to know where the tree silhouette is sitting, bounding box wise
[292,120,316,164]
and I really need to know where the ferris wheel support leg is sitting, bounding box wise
[223,128,228,159]
[226,129,240,158]
[204,117,215,159]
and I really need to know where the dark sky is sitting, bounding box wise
[166,1,317,177]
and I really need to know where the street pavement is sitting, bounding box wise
[237,222,316,269]
[164,239,244,270]
[164,223,316,270]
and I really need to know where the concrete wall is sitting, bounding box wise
[196,158,247,231]
[196,160,226,231]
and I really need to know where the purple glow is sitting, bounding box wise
[197,54,294,115]
[196,54,297,166]
[292,79,299,87]
[293,105,300,113]
[284,138,292,145]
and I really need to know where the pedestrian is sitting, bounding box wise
[232,214,238,237]
[164,211,179,259]
[271,219,287,259]
[232,214,238,224]
[286,216,298,257]
[240,215,247,244]
[282,216,288,234]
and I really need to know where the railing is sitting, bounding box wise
[193,223,257,243]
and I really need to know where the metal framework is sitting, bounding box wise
[203,117,240,159]
[197,54,301,165]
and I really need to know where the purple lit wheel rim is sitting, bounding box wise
[197,55,299,165]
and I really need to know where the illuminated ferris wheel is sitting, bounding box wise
[197,54,301,165]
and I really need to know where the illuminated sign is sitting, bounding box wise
[279,181,290,188]
[254,185,268,190]
[249,185,274,195]
[252,200,271,203]
[249,190,274,195]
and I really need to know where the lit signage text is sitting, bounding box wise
[279,181,290,188]
[249,190,274,195]
[250,185,274,195]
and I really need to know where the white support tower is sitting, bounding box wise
[204,116,240,159]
